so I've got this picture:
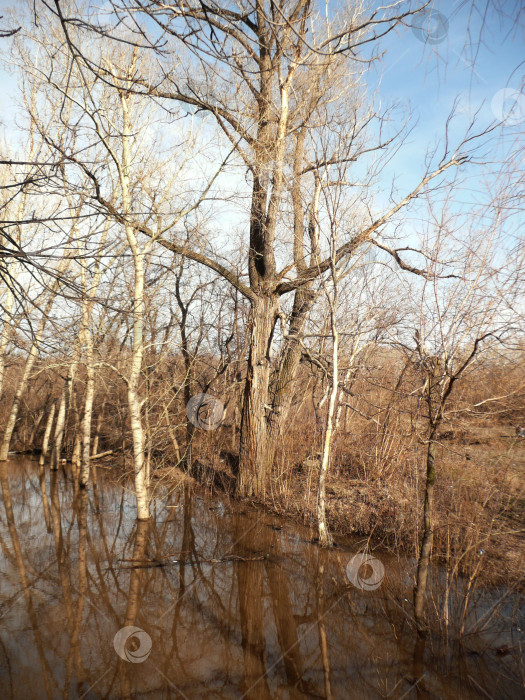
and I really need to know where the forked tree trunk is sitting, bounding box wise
[51,368,75,470]
[262,286,317,476]
[28,408,45,448]
[237,295,278,498]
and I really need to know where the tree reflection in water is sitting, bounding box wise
[0,458,522,699]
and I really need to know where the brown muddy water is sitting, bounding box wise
[0,458,523,699]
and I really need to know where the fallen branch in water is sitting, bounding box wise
[114,553,268,569]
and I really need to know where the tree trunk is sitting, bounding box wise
[91,398,106,457]
[79,354,95,487]
[120,82,150,521]
[414,428,437,635]
[0,289,14,400]
[51,363,76,470]
[28,408,45,449]
[71,433,81,482]
[237,295,278,498]
[263,286,316,475]
[127,252,150,520]
[0,344,39,461]
[39,400,57,467]
[317,324,338,547]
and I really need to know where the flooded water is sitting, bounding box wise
[0,458,523,699]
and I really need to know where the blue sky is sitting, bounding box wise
[368,0,524,192]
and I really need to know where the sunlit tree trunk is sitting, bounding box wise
[237,295,279,498]
[0,344,40,461]
[0,288,14,399]
[51,360,77,470]
[79,223,108,487]
[39,400,56,466]
[317,271,339,547]
[79,350,95,487]
[91,398,106,457]
[119,80,150,520]
[0,254,72,461]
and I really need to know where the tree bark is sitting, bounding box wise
[237,295,278,498]
[317,326,338,546]
[0,289,14,400]
[0,344,39,461]
[262,286,317,475]
[51,367,75,470]
[79,339,95,487]
[414,429,437,635]
[39,400,56,466]
[119,79,150,520]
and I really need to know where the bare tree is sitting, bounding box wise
[392,203,523,635]
[45,0,494,499]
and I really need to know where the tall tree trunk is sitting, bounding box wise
[120,79,150,520]
[78,226,107,487]
[175,264,195,469]
[317,321,338,547]
[127,253,149,520]
[237,295,278,498]
[414,427,437,635]
[317,258,339,547]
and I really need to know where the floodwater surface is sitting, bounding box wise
[0,458,523,699]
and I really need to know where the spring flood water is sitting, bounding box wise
[0,458,522,699]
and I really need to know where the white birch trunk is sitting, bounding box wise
[0,252,72,460]
[39,400,57,466]
[0,289,14,400]
[317,266,340,547]
[119,81,150,520]
[0,344,40,461]
[51,360,77,469]
[51,374,71,469]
